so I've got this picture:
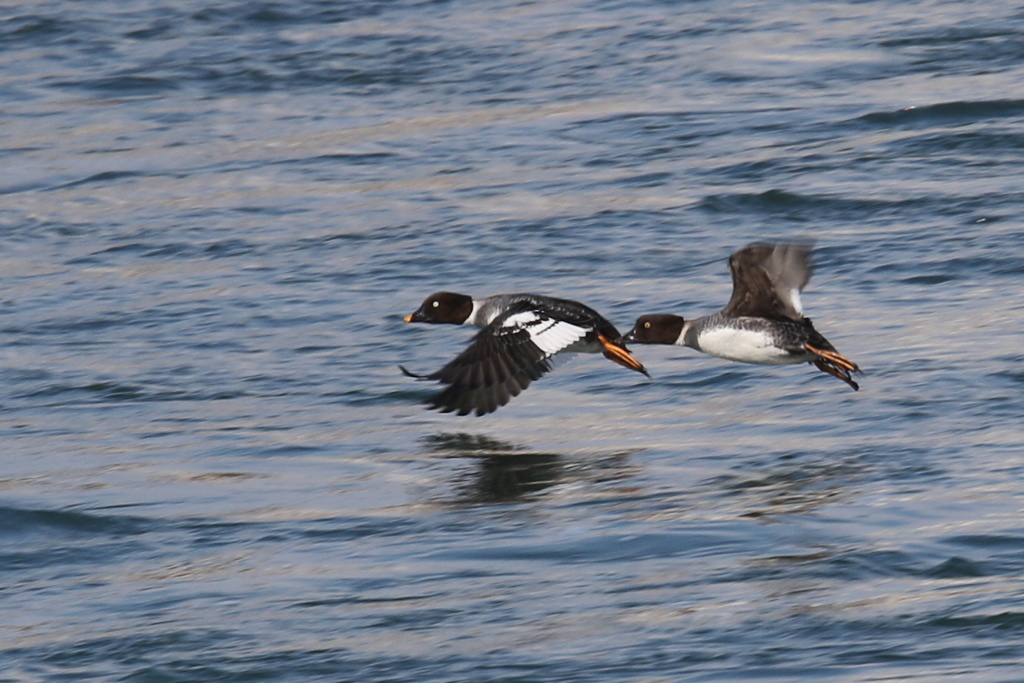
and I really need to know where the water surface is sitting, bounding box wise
[3,1,1024,681]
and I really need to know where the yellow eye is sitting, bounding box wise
[432,300,439,308]
[644,321,651,329]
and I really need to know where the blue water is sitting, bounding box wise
[3,0,1024,680]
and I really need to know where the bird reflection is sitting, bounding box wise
[421,433,565,504]
[704,449,889,519]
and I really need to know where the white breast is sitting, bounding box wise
[696,326,802,365]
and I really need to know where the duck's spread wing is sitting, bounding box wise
[764,241,813,318]
[720,241,813,321]
[408,308,590,416]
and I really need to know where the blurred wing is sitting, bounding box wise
[721,241,813,321]
[416,309,589,416]
[763,241,813,318]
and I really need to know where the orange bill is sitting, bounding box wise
[598,334,649,376]
[813,360,860,391]
[805,343,859,372]
[403,314,414,323]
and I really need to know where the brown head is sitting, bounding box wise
[622,314,686,345]
[404,291,474,325]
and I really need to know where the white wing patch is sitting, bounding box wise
[501,311,589,357]
[761,242,811,320]
[788,288,804,317]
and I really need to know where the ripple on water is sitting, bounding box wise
[4,1,1024,682]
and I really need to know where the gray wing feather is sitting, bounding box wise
[721,241,814,321]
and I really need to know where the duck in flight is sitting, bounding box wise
[622,241,861,390]
[401,292,649,416]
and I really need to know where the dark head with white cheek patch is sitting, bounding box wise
[622,314,686,345]
[404,292,474,325]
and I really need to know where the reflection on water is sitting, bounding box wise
[699,444,943,520]
[709,456,859,519]
[421,433,566,504]
[8,0,1024,679]
[420,432,638,505]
